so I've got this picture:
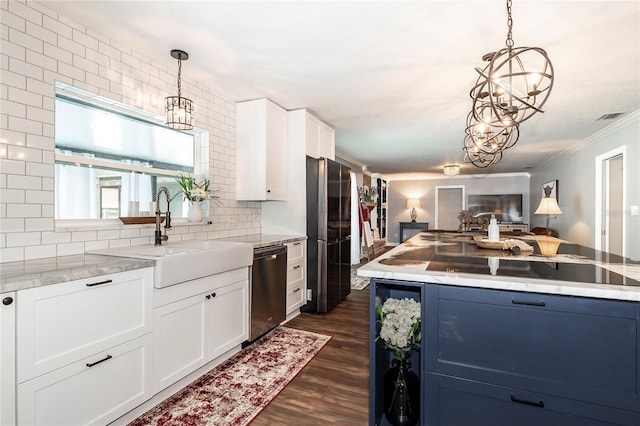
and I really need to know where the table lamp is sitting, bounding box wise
[407,198,420,222]
[534,190,562,236]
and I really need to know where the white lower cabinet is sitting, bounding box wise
[15,268,154,426]
[285,240,306,315]
[17,335,152,426]
[1,292,16,426]
[153,267,249,394]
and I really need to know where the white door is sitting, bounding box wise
[436,186,465,230]
[604,154,624,256]
[596,148,625,257]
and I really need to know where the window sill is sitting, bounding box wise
[55,218,207,232]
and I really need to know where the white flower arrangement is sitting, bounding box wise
[376,297,421,360]
[175,174,215,203]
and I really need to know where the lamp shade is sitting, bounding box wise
[534,197,562,215]
[406,198,421,209]
[536,236,562,257]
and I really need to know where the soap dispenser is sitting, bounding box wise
[488,214,500,242]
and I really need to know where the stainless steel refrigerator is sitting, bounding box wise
[304,156,351,313]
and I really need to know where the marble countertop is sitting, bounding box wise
[1,234,306,293]
[218,234,307,248]
[358,231,640,302]
[0,254,155,293]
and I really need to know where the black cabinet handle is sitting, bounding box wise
[86,279,113,287]
[293,288,301,293]
[2,297,13,306]
[510,395,544,408]
[293,265,301,269]
[267,189,271,193]
[211,292,216,298]
[511,299,546,307]
[86,355,112,368]
[293,242,301,246]
[206,294,211,300]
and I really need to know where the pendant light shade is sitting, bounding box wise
[165,49,194,130]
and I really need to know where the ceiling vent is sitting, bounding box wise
[597,112,625,120]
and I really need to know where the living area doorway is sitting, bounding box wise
[595,147,625,258]
[435,185,465,230]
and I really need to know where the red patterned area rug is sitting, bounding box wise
[129,327,331,426]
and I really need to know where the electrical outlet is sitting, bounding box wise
[306,289,312,301]
[631,205,639,216]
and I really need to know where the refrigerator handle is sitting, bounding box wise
[317,240,327,312]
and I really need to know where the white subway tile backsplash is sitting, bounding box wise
[0,247,24,263]
[24,243,55,260]
[6,203,41,218]
[0,159,25,175]
[0,188,25,203]
[42,15,72,39]
[8,145,42,162]
[57,34,84,57]
[41,230,70,244]
[6,231,40,246]
[0,218,25,233]
[25,189,53,204]
[0,99,26,118]
[0,69,27,89]
[71,230,97,242]
[84,239,108,251]
[25,134,52,150]
[1,3,259,263]
[26,49,56,72]
[25,162,53,177]
[56,241,84,256]
[25,217,53,232]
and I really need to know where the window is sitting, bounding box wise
[54,84,208,220]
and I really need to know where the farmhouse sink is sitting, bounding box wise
[88,240,253,288]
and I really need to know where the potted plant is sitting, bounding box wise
[376,297,421,426]
[175,174,217,222]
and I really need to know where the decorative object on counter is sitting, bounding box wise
[129,327,330,426]
[534,181,562,236]
[165,49,194,130]
[376,297,421,426]
[474,235,534,253]
[535,235,562,257]
[457,209,489,232]
[186,201,204,222]
[406,198,420,222]
[119,216,165,225]
[488,214,500,242]
[175,174,219,222]
[443,164,460,176]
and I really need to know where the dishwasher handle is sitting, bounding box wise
[253,245,287,259]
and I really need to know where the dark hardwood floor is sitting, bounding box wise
[251,287,371,425]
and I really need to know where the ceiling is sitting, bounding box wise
[39,1,640,179]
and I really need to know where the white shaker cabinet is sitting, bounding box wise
[16,268,154,426]
[294,110,335,160]
[285,240,306,315]
[1,292,16,426]
[236,98,288,201]
[152,267,249,393]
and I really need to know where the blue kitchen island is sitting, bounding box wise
[358,231,640,426]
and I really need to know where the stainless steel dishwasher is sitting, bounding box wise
[249,244,287,341]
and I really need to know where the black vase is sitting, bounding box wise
[383,359,420,426]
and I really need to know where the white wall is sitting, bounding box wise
[387,174,531,244]
[0,1,260,263]
[530,111,640,261]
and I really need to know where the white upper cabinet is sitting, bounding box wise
[301,111,335,160]
[236,98,288,201]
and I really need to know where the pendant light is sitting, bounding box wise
[463,111,519,168]
[470,0,554,127]
[165,49,194,130]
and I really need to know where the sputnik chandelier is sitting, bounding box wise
[464,0,554,168]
